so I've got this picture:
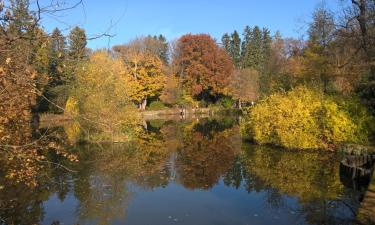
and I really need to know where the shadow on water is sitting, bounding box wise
[340,154,375,191]
[1,116,375,225]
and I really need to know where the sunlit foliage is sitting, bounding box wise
[68,51,141,142]
[242,86,374,149]
[0,1,77,186]
[123,52,165,110]
[173,34,234,97]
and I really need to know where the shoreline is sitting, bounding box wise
[38,108,215,128]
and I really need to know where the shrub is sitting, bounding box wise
[65,96,79,117]
[241,86,374,150]
[148,101,168,110]
[217,97,234,109]
[177,91,199,108]
[149,119,166,129]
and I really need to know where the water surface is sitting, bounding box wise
[0,117,370,225]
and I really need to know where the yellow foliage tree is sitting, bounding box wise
[124,52,165,110]
[69,51,141,142]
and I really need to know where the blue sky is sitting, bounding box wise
[40,0,343,49]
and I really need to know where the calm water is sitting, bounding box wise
[0,117,372,225]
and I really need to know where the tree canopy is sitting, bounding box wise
[173,34,234,97]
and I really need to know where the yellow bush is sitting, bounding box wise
[65,96,79,117]
[242,86,373,150]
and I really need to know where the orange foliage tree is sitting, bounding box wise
[173,34,234,99]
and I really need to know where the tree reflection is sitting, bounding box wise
[175,119,241,189]
[0,117,364,225]
[239,144,361,225]
[64,130,173,225]
[241,145,343,202]
[0,182,48,225]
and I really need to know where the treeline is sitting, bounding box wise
[2,0,374,120]
[5,2,374,117]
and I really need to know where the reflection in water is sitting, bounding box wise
[238,145,360,225]
[176,122,241,189]
[241,146,343,202]
[340,154,375,191]
[0,117,371,225]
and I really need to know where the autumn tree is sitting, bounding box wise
[160,74,181,106]
[113,37,169,109]
[113,35,169,64]
[69,51,141,141]
[0,0,77,186]
[229,69,260,108]
[342,0,375,113]
[123,52,165,110]
[173,34,234,102]
[303,4,336,92]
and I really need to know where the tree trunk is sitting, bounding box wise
[139,98,147,111]
[238,99,242,109]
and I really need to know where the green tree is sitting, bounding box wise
[221,33,231,53]
[230,30,241,68]
[241,26,271,72]
[49,28,67,84]
[241,25,253,68]
[43,28,68,112]
[68,26,87,62]
[156,34,169,64]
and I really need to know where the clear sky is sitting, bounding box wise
[40,0,343,49]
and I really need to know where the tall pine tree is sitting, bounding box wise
[221,33,231,53]
[230,30,241,68]
[49,28,66,85]
[68,26,87,62]
[156,34,169,64]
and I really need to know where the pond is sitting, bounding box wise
[0,117,372,225]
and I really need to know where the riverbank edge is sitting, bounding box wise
[38,107,223,128]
